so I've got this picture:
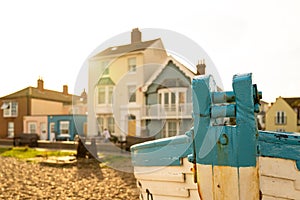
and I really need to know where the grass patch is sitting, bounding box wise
[98,154,132,168]
[0,147,74,159]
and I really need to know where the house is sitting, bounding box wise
[141,57,200,138]
[265,96,300,132]
[0,78,85,138]
[88,28,169,137]
[47,115,87,141]
[88,28,208,139]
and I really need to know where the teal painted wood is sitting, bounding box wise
[192,73,258,167]
[130,129,193,166]
[131,73,300,169]
[258,130,300,170]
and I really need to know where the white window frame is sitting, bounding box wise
[276,111,286,125]
[7,122,14,138]
[97,86,114,105]
[28,122,37,133]
[158,88,187,106]
[2,101,18,117]
[128,57,136,72]
[59,121,70,135]
[163,120,180,137]
[108,116,115,133]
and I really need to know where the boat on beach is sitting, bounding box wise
[131,73,300,200]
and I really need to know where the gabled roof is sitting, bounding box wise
[93,39,161,58]
[0,87,75,104]
[142,56,196,92]
[283,97,300,107]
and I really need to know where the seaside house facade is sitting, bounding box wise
[88,28,206,139]
[265,96,300,132]
[88,28,168,137]
[142,58,199,137]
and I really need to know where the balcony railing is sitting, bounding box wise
[142,103,192,119]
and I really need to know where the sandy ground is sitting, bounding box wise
[0,156,140,200]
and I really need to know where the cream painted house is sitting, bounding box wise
[88,28,169,137]
[265,97,300,132]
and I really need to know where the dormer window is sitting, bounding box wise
[128,57,136,72]
[1,101,18,117]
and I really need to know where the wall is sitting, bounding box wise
[31,99,65,115]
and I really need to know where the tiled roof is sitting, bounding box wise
[283,97,300,107]
[0,87,76,104]
[93,39,160,57]
[98,77,115,85]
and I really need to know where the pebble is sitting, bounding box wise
[0,157,139,199]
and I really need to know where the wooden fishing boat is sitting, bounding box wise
[131,73,300,199]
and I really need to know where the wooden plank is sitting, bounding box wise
[260,175,300,199]
[197,164,213,200]
[239,166,260,199]
[213,165,239,200]
[138,179,190,197]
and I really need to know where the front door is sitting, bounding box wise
[128,114,136,136]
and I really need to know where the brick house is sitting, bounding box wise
[0,79,76,138]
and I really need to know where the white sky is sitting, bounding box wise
[0,0,299,103]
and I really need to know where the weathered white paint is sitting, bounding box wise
[196,164,259,200]
[259,157,300,200]
[134,158,200,200]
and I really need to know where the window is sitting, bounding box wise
[7,122,14,138]
[168,121,177,137]
[2,102,18,117]
[98,87,105,104]
[164,93,169,105]
[179,92,185,104]
[97,117,104,133]
[28,122,37,133]
[108,117,115,133]
[275,111,286,125]
[97,86,114,105]
[128,85,136,102]
[162,120,179,137]
[60,121,70,134]
[128,58,136,72]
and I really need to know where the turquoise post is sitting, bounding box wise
[192,73,260,199]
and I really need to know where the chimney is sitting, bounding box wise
[196,59,206,75]
[131,28,142,43]
[63,85,68,95]
[37,78,44,91]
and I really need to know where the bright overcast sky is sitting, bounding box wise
[0,0,299,103]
